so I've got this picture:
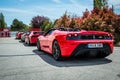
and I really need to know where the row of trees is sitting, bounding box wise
[27,7,120,44]
[53,7,120,44]
[10,16,53,32]
[31,16,53,32]
[10,7,120,43]
[11,19,29,31]
[9,0,111,31]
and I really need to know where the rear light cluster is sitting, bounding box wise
[66,34,113,40]
[67,34,80,40]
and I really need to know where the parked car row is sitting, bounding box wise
[16,31,44,45]
[16,28,114,61]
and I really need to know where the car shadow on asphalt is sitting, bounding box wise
[0,54,36,57]
[33,49,112,67]
[19,40,24,43]
[18,40,36,47]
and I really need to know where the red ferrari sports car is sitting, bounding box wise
[37,28,114,60]
[16,32,24,39]
[25,31,44,45]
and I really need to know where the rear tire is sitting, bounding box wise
[37,40,41,51]
[52,41,62,61]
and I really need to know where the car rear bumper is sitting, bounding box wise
[59,40,113,57]
[71,43,112,57]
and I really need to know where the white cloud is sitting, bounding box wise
[0,7,35,14]
[69,0,92,10]
[52,0,61,3]
[70,0,81,8]
[31,3,92,18]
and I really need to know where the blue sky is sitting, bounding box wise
[0,0,120,27]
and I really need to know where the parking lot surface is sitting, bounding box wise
[0,37,120,80]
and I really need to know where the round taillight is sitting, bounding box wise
[68,34,72,37]
[74,34,78,37]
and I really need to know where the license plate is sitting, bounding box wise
[88,43,103,48]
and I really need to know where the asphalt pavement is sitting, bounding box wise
[0,37,120,80]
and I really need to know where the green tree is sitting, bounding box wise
[11,18,28,31]
[31,15,49,28]
[0,13,6,28]
[94,0,108,9]
[41,20,53,32]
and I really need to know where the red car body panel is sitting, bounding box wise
[38,29,114,57]
[25,31,44,44]
[30,36,38,44]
